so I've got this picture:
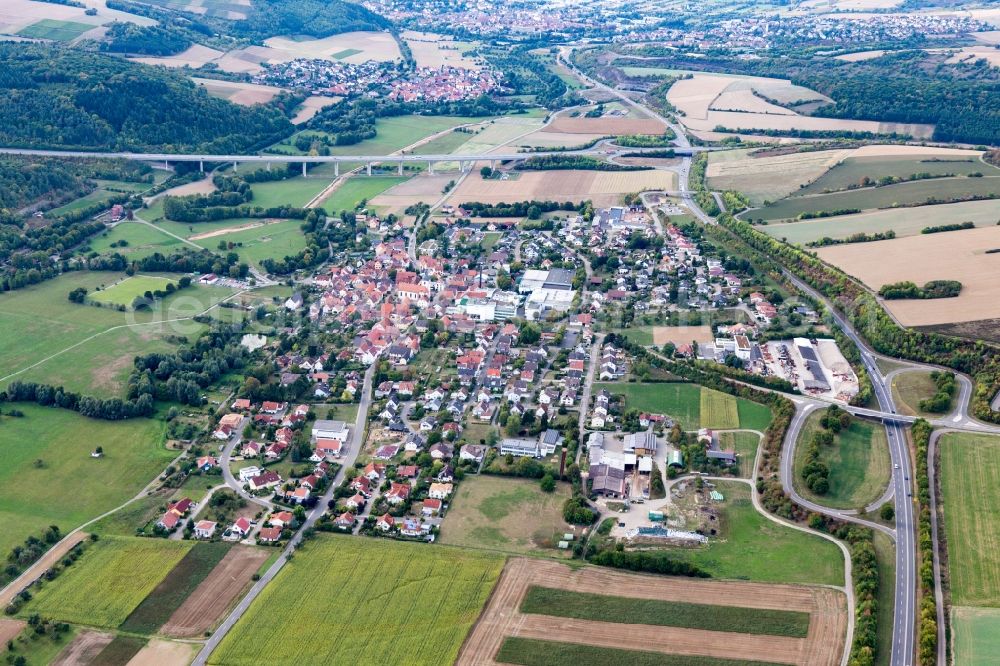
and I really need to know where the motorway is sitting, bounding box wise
[191,358,379,665]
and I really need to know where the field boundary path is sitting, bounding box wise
[927,428,954,666]
[191,357,379,665]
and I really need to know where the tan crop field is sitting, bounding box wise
[835,49,889,62]
[453,170,677,207]
[947,45,1000,67]
[653,325,715,345]
[457,558,847,666]
[264,32,401,64]
[369,173,457,214]
[1,0,151,35]
[191,78,283,105]
[546,116,666,135]
[291,95,341,124]
[817,225,1000,326]
[131,44,224,69]
[161,546,270,638]
[517,130,609,149]
[711,88,796,115]
[127,639,196,666]
[667,73,933,138]
[403,30,481,69]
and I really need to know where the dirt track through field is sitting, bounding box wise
[0,620,24,646]
[160,546,269,637]
[457,558,846,665]
[0,533,87,608]
[188,220,284,241]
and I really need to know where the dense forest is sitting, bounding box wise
[0,157,149,213]
[229,0,389,40]
[612,49,1000,145]
[0,44,293,152]
[99,21,192,56]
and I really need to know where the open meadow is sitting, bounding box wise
[939,432,1000,607]
[88,275,178,308]
[25,536,192,627]
[891,370,952,417]
[208,536,504,665]
[816,225,1000,326]
[0,272,231,396]
[594,382,772,432]
[453,170,677,208]
[0,406,173,557]
[322,175,410,214]
[793,152,995,197]
[440,476,572,555]
[88,221,184,260]
[190,218,308,266]
[666,481,844,585]
[792,409,890,509]
[458,557,846,666]
[952,606,1000,666]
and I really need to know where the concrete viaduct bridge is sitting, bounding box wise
[0,146,709,177]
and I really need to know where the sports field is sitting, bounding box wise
[89,275,177,307]
[792,409,890,509]
[0,272,230,396]
[440,476,572,554]
[0,405,173,558]
[88,222,183,259]
[759,198,1000,244]
[190,218,308,265]
[940,432,1000,607]
[17,19,92,41]
[25,536,192,627]
[208,536,504,665]
[953,606,1000,666]
[321,176,410,214]
[594,382,772,432]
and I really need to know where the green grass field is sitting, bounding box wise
[794,155,994,197]
[873,531,895,666]
[25,536,192,627]
[719,431,762,477]
[940,432,1000,606]
[892,371,951,417]
[758,198,1000,244]
[953,606,1000,666]
[0,272,229,396]
[17,19,93,41]
[595,383,771,432]
[89,275,178,307]
[208,535,504,665]
[120,542,232,634]
[792,410,890,510]
[321,176,409,214]
[191,218,308,265]
[440,476,572,554]
[754,176,1000,221]
[47,189,118,216]
[496,637,787,666]
[412,128,485,155]
[700,389,739,429]
[667,482,844,585]
[610,327,654,346]
[332,48,362,59]
[520,586,810,636]
[0,406,174,557]
[247,176,332,209]
[87,222,183,259]
[7,624,79,666]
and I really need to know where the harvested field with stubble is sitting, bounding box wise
[161,545,271,637]
[191,78,284,105]
[51,630,114,666]
[653,324,715,346]
[453,170,676,207]
[546,116,666,135]
[456,558,847,666]
[127,639,196,666]
[816,225,1000,326]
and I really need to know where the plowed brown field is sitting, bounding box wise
[456,558,846,666]
[160,546,269,638]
